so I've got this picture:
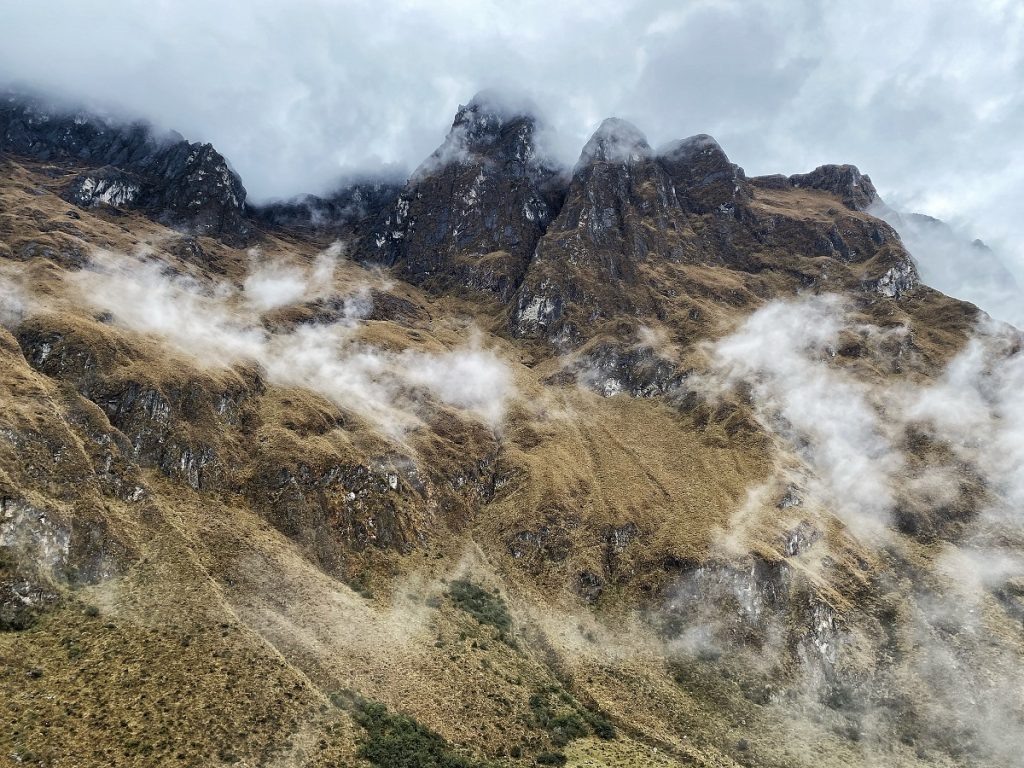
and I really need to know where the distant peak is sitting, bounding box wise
[449,90,539,148]
[577,118,651,169]
[658,133,728,163]
[459,89,537,121]
[789,164,878,210]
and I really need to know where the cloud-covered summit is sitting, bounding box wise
[1,1,1022,324]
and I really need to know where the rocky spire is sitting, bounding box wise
[510,119,695,343]
[658,133,749,215]
[575,117,651,169]
[361,91,564,301]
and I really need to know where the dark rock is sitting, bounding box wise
[507,525,571,563]
[510,119,695,343]
[252,181,402,235]
[360,92,566,301]
[0,91,251,241]
[576,570,604,602]
[658,134,749,215]
[749,173,791,190]
[66,165,142,207]
[789,164,878,211]
[10,238,86,269]
[167,236,209,268]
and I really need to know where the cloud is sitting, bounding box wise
[64,248,514,436]
[900,316,1024,530]
[871,204,1024,327]
[686,293,1024,762]
[0,273,27,329]
[697,294,900,538]
[1,1,1021,295]
[243,243,340,311]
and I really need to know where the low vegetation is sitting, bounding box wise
[446,579,513,641]
[332,691,485,768]
[527,684,616,757]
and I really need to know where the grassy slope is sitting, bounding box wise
[0,156,1009,768]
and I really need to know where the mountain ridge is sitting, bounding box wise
[1,89,1021,768]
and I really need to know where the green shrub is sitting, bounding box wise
[446,579,512,639]
[353,699,482,768]
[528,685,616,746]
[535,752,567,766]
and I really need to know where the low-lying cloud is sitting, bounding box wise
[0,273,26,329]
[873,204,1024,328]
[65,248,514,437]
[687,293,1024,763]
[697,294,900,538]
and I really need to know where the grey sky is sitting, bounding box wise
[2,1,1022,306]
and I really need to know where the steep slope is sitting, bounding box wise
[509,119,919,349]
[2,95,1022,768]
[360,93,565,301]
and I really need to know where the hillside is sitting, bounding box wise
[1,92,1022,768]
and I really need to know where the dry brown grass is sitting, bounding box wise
[0,158,1003,768]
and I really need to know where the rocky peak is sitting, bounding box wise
[510,121,694,343]
[576,118,651,169]
[789,163,878,210]
[413,92,545,179]
[450,92,536,152]
[658,133,749,214]
[360,92,564,300]
[0,91,250,241]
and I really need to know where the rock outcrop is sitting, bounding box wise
[510,119,699,343]
[509,120,917,346]
[0,92,251,240]
[251,181,402,236]
[788,164,879,211]
[360,92,566,300]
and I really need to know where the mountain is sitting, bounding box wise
[1,91,1021,768]
[0,91,251,242]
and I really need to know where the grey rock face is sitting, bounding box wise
[66,166,142,207]
[360,93,566,301]
[551,343,683,398]
[1,496,128,630]
[871,258,919,298]
[0,92,251,241]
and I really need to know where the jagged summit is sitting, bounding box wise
[411,90,549,180]
[449,90,539,148]
[657,133,724,160]
[576,117,651,169]
[363,92,564,300]
[659,133,748,215]
[0,91,251,241]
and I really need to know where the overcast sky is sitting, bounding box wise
[2,1,1023,299]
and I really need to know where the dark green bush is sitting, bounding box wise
[353,700,482,768]
[446,579,512,639]
[535,752,567,766]
[527,685,616,745]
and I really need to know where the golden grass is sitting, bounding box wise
[0,158,1002,767]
